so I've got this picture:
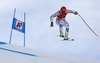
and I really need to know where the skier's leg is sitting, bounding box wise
[56,19,64,37]
[64,29,69,40]
[59,24,64,37]
[64,21,69,40]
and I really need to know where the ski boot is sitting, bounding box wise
[60,30,64,37]
[64,33,69,40]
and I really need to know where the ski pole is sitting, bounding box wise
[78,14,99,37]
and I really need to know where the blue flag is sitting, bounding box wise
[12,18,25,33]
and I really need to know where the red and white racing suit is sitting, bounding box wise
[50,9,75,33]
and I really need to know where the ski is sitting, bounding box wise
[61,38,74,41]
[56,35,74,41]
[56,35,64,38]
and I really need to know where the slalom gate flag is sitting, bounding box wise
[12,18,25,33]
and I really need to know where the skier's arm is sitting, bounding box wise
[50,11,59,27]
[50,11,58,22]
[66,9,78,15]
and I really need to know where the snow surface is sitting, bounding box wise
[0,42,100,63]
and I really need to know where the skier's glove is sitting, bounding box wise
[50,22,53,27]
[74,11,78,15]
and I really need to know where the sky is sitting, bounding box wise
[0,0,100,61]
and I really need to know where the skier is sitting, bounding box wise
[50,6,78,40]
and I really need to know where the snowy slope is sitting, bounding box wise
[0,42,100,63]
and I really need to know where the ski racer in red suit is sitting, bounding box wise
[50,6,78,40]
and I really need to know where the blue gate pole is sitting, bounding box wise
[24,12,26,47]
[9,8,16,44]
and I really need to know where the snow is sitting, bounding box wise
[0,42,100,63]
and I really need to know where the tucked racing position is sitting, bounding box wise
[50,6,78,40]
